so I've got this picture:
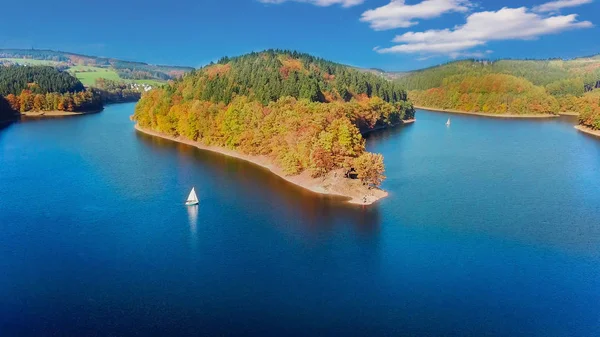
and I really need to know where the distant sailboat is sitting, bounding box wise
[185,187,199,206]
[446,118,451,127]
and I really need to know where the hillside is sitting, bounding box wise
[0,65,101,117]
[396,57,600,122]
[0,49,193,85]
[133,50,415,203]
[0,49,195,105]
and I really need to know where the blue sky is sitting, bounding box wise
[0,0,598,71]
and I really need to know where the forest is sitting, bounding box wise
[396,57,600,125]
[0,65,102,115]
[134,50,415,187]
[0,66,84,96]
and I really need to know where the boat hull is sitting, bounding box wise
[185,201,199,206]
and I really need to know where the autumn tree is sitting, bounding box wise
[5,94,19,111]
[353,153,385,187]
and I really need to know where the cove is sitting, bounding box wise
[1,104,599,336]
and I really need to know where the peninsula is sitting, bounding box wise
[132,50,415,204]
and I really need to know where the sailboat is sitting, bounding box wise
[446,118,451,127]
[185,187,199,206]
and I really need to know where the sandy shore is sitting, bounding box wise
[575,125,600,138]
[135,124,389,205]
[414,105,559,119]
[21,108,103,117]
[559,111,580,116]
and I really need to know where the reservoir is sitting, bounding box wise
[1,103,599,336]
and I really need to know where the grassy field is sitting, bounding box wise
[68,66,122,86]
[0,58,61,66]
[69,66,165,87]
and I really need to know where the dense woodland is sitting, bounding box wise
[134,50,415,186]
[0,65,102,115]
[397,58,600,126]
[179,50,410,105]
[0,66,84,96]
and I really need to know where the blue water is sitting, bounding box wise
[1,104,599,336]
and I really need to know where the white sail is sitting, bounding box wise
[186,187,198,204]
[446,118,451,126]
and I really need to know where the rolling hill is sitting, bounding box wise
[0,49,194,87]
[393,56,600,128]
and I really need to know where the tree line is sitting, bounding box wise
[5,90,101,113]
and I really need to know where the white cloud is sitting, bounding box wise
[376,7,593,56]
[533,0,593,13]
[258,0,363,7]
[360,0,473,31]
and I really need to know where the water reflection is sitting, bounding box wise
[187,204,199,249]
[0,120,16,136]
[363,121,414,146]
[135,130,382,242]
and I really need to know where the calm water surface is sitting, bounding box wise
[1,104,599,336]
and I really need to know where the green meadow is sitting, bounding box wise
[0,58,60,66]
[69,66,164,87]
[68,66,122,86]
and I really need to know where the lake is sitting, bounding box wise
[1,103,599,336]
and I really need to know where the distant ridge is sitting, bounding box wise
[0,48,193,70]
[0,48,194,84]
[354,54,600,83]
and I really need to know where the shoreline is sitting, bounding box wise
[21,108,103,117]
[362,118,415,135]
[414,105,559,119]
[135,124,389,205]
[575,125,600,138]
